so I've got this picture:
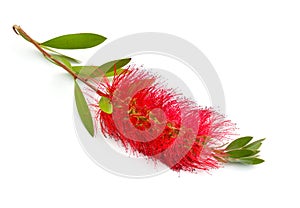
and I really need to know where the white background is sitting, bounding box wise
[1,0,299,207]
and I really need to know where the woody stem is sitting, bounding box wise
[13,25,98,93]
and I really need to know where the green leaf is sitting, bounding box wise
[43,54,72,69]
[72,66,98,76]
[74,80,94,136]
[225,136,253,150]
[40,45,81,63]
[72,58,131,78]
[97,58,131,74]
[238,157,265,165]
[72,66,82,74]
[84,58,131,78]
[227,149,258,158]
[41,33,106,49]
[52,55,72,68]
[72,66,125,77]
[244,138,265,151]
[99,97,113,114]
[104,68,126,77]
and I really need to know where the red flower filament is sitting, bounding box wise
[88,67,236,173]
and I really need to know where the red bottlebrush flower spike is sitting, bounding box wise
[87,66,261,173]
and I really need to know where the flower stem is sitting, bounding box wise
[12,25,98,92]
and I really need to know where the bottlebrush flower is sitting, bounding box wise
[88,66,239,172]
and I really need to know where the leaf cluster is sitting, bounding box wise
[224,136,265,165]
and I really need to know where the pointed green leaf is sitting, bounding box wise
[99,97,113,114]
[54,54,79,64]
[43,54,78,77]
[72,66,125,77]
[72,66,83,74]
[72,66,85,74]
[43,54,72,69]
[72,66,98,76]
[97,58,131,74]
[225,136,253,150]
[72,58,130,78]
[40,45,81,63]
[52,55,72,68]
[227,149,258,158]
[41,33,106,49]
[83,58,131,78]
[244,138,265,151]
[74,80,94,136]
[104,68,126,77]
[239,157,265,165]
